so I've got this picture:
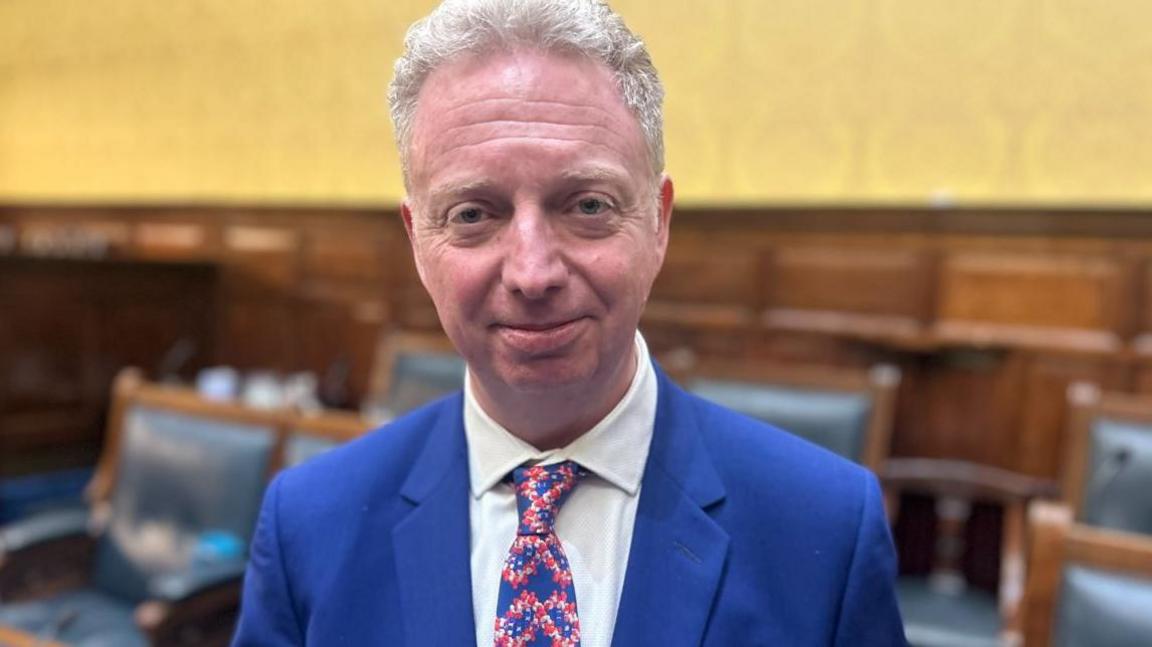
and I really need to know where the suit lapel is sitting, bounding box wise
[392,395,478,646]
[613,371,729,646]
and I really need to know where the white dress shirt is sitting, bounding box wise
[465,331,657,647]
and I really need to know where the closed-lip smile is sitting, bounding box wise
[499,318,580,331]
[494,317,587,354]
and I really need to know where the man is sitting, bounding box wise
[233,1,906,645]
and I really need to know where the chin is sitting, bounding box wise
[494,358,599,395]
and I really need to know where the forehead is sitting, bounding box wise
[407,48,649,189]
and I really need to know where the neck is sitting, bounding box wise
[471,348,638,450]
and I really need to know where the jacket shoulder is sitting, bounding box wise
[670,382,876,520]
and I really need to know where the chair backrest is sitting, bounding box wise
[1063,383,1152,536]
[284,409,368,468]
[686,359,900,471]
[882,458,1058,644]
[365,329,465,420]
[86,369,285,603]
[1022,501,1152,647]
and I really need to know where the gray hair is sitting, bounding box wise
[389,0,665,184]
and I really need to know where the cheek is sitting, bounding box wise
[423,250,495,315]
[627,248,664,307]
[586,247,656,309]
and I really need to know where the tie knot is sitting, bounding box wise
[512,461,584,536]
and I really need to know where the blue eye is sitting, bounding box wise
[577,198,607,215]
[453,207,484,224]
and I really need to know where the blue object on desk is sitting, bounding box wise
[193,530,246,564]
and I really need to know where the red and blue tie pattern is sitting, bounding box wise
[494,461,586,647]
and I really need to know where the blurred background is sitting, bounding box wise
[2,1,1152,646]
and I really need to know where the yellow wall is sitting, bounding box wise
[3,0,1152,206]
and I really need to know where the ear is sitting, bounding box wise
[401,199,416,241]
[654,174,674,261]
[400,200,429,287]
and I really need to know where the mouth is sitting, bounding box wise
[499,319,581,332]
[493,317,587,354]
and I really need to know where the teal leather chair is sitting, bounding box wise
[883,460,1055,647]
[686,360,900,472]
[1055,566,1152,646]
[1064,382,1152,538]
[364,330,466,422]
[1023,501,1152,647]
[0,369,281,647]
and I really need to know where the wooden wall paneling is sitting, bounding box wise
[749,329,897,370]
[895,349,1129,478]
[132,221,211,260]
[9,204,1152,476]
[294,293,387,406]
[296,213,392,403]
[1128,257,1152,357]
[643,231,761,359]
[15,217,132,258]
[216,299,298,373]
[760,244,935,347]
[893,348,1026,469]
[1129,357,1152,396]
[1013,354,1131,479]
[0,264,93,474]
[213,219,300,372]
[934,251,1132,353]
[301,222,388,286]
[1115,252,1146,345]
[0,257,216,475]
[646,231,760,328]
[87,268,217,383]
[220,224,300,295]
[0,265,89,410]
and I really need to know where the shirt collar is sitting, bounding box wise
[464,331,657,498]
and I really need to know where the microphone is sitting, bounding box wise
[1086,445,1132,516]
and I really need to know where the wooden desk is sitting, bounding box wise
[0,625,65,647]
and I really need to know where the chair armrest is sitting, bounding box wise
[881,458,1059,504]
[136,561,247,647]
[882,459,1060,644]
[0,510,95,602]
[148,558,248,603]
[0,508,90,554]
[1020,501,1074,647]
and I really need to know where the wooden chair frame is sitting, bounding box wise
[0,625,65,647]
[284,408,369,466]
[3,367,370,646]
[686,357,901,473]
[1062,381,1152,522]
[881,458,1058,645]
[87,368,290,506]
[1021,501,1152,647]
[290,409,368,444]
[365,328,461,410]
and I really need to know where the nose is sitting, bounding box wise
[500,209,568,300]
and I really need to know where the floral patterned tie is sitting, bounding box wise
[494,461,586,647]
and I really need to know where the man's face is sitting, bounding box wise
[402,49,672,399]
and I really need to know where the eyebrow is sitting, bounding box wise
[427,178,499,204]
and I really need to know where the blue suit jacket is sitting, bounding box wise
[233,368,906,646]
